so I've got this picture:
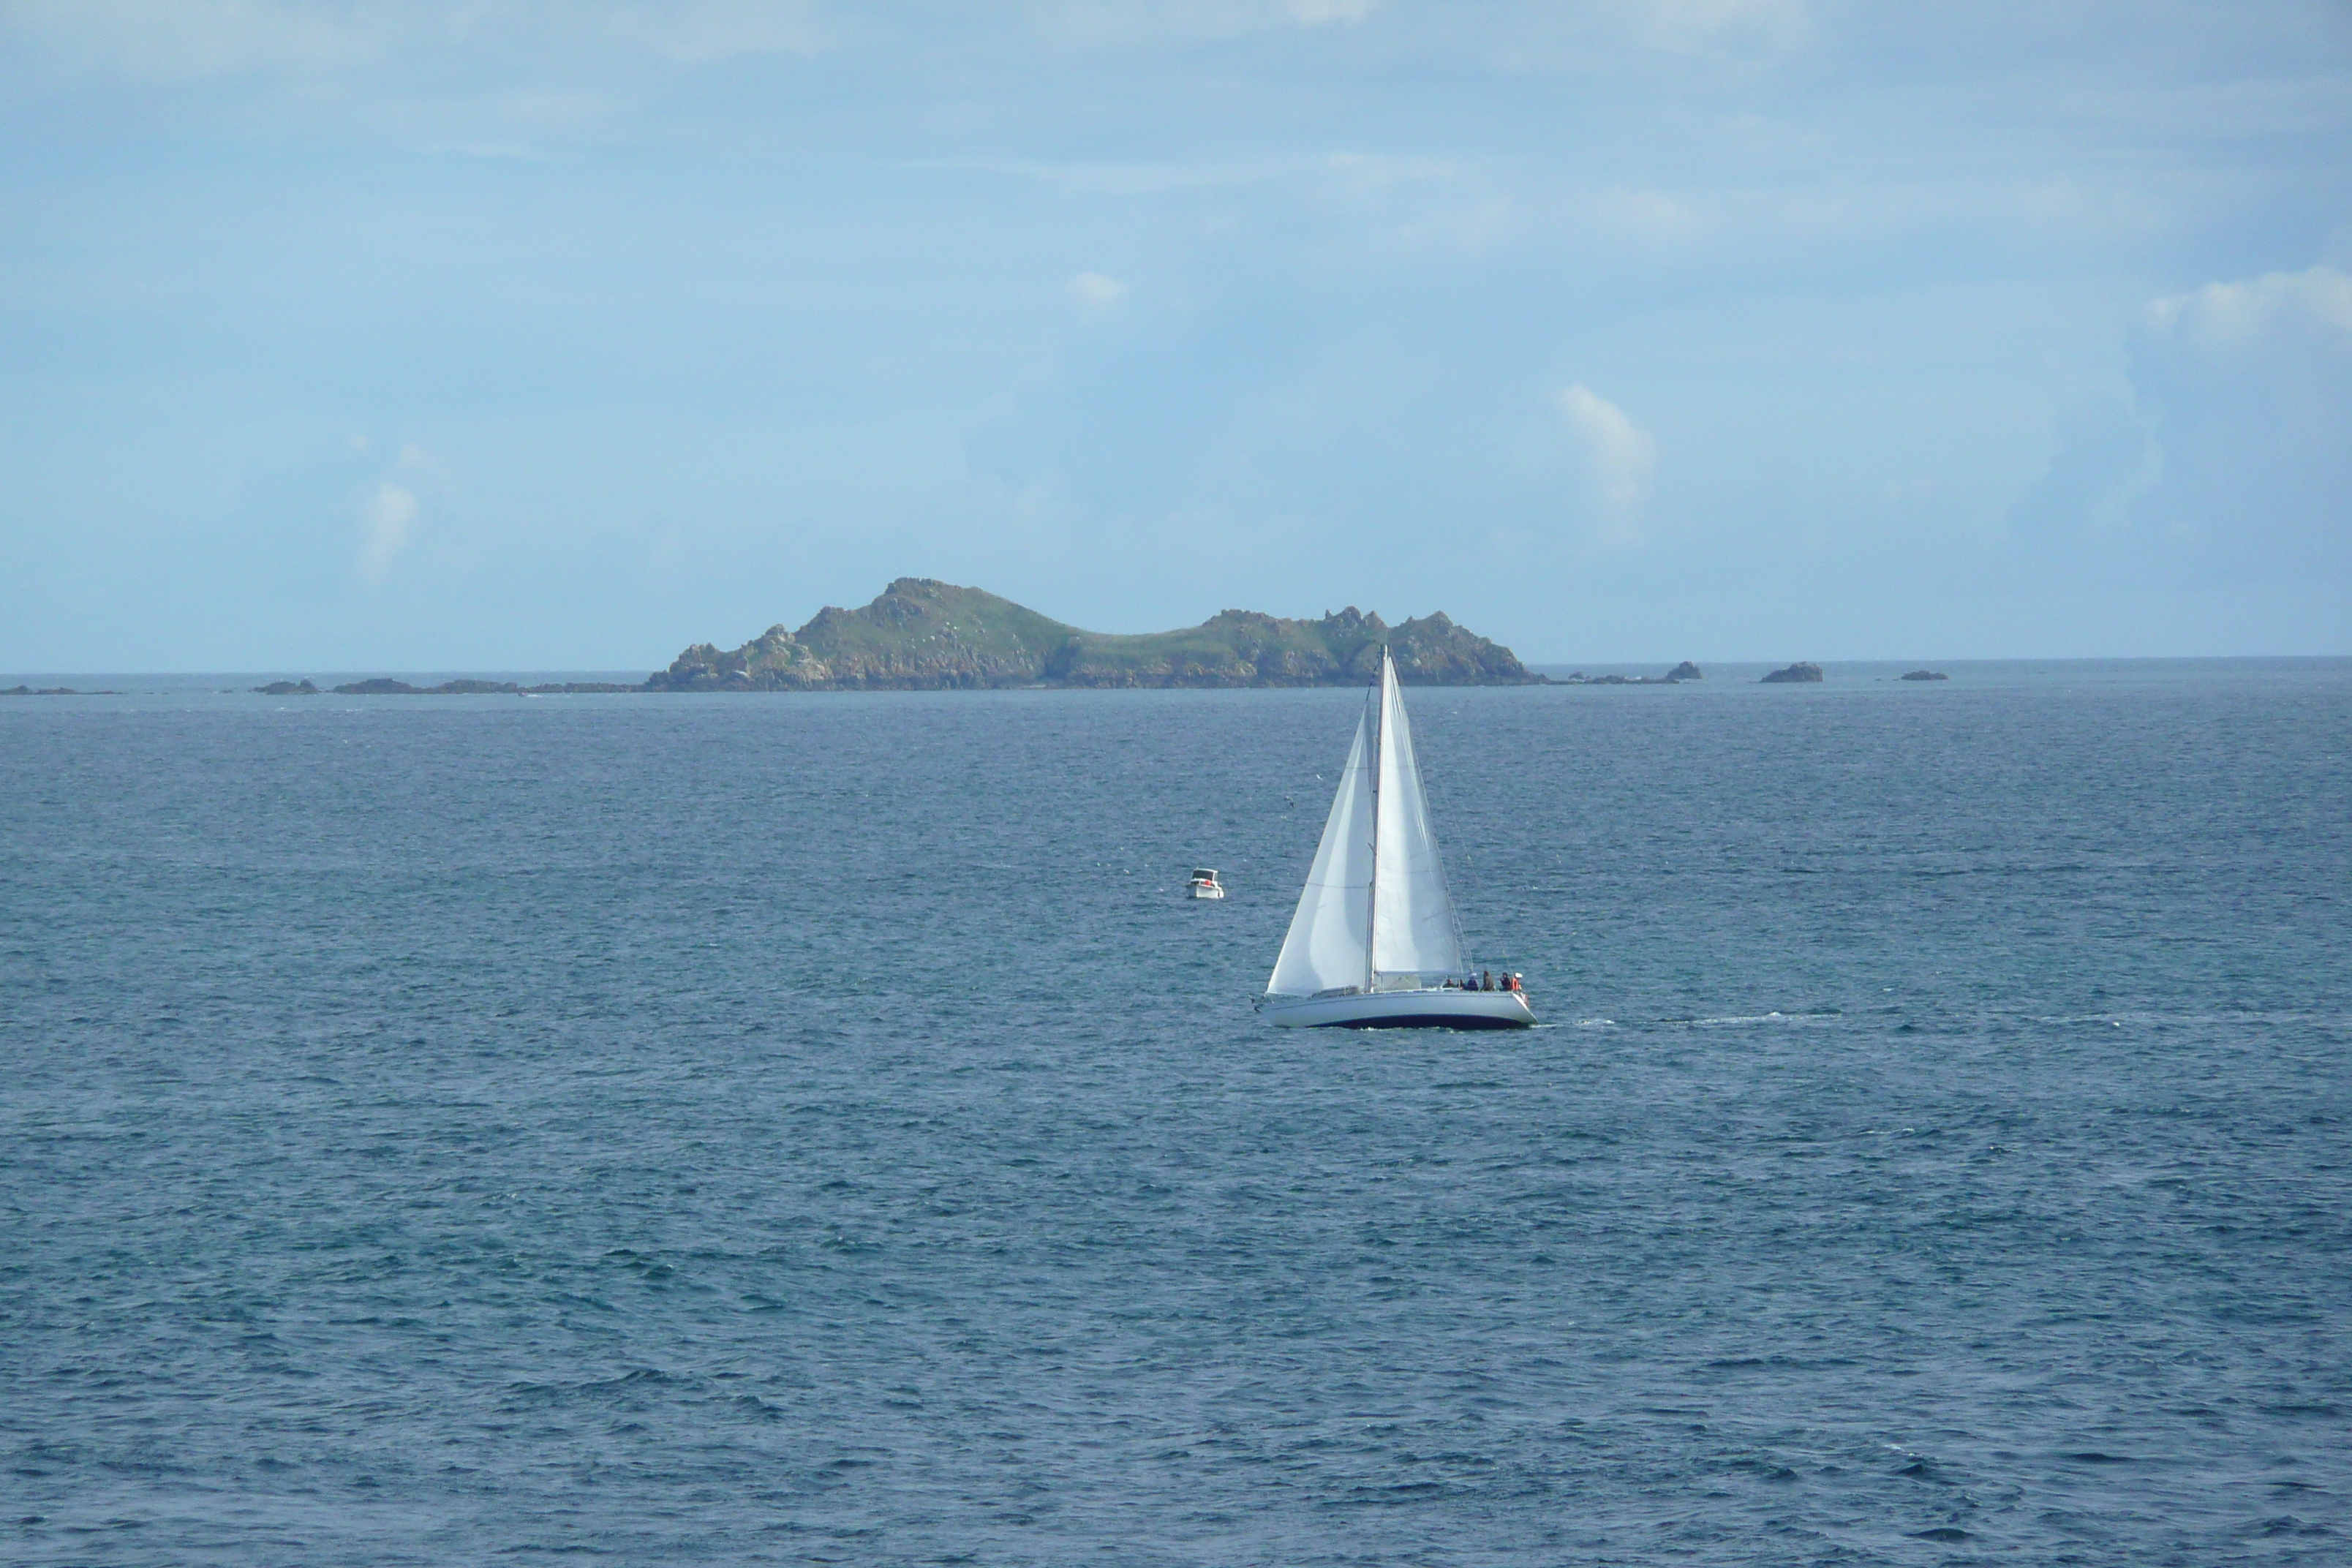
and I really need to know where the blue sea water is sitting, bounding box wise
[3,659,2348,1565]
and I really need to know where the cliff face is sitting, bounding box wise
[647,578,1542,690]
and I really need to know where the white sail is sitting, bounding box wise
[1371,651,1465,981]
[1267,704,1376,996]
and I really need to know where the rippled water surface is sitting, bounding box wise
[4,661,2348,1564]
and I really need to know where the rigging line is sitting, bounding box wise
[1365,650,1384,993]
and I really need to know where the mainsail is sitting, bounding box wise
[1371,652,1466,979]
[1268,649,1466,996]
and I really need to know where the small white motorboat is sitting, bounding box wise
[1261,647,1535,1029]
[1186,867,1226,900]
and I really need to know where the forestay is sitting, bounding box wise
[1370,652,1465,980]
[1267,706,1376,996]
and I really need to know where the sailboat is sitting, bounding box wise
[1262,648,1536,1029]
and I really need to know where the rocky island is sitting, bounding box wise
[648,578,1544,690]
[1760,661,1825,684]
[268,578,1546,694]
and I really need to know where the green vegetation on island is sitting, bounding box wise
[647,578,1545,690]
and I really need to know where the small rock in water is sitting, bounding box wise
[1760,661,1824,684]
[1669,661,1703,681]
[1900,669,1949,681]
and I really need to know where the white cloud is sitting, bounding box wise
[2144,264,2352,352]
[2016,263,2351,584]
[1286,0,1376,23]
[2008,393,2160,540]
[0,0,827,82]
[1629,0,1809,56]
[1484,0,1810,69]
[1065,271,1128,309]
[1599,187,1706,244]
[1558,383,1657,543]
[919,154,1305,197]
[357,479,418,582]
[1,0,389,79]
[1031,0,1375,47]
[610,1,831,64]
[2130,264,2352,573]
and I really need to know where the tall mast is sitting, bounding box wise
[1365,660,1379,991]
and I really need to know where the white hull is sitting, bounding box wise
[1263,988,1536,1030]
[1186,886,1224,900]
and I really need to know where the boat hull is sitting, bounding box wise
[1263,988,1536,1030]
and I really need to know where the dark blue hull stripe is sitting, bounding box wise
[1319,1014,1534,1031]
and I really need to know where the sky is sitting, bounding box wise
[2,0,2348,671]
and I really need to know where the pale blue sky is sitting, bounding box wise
[3,1,2348,669]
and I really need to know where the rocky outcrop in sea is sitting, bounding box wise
[321,679,642,696]
[1557,663,1701,686]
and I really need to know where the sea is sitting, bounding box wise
[3,659,2347,1566]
